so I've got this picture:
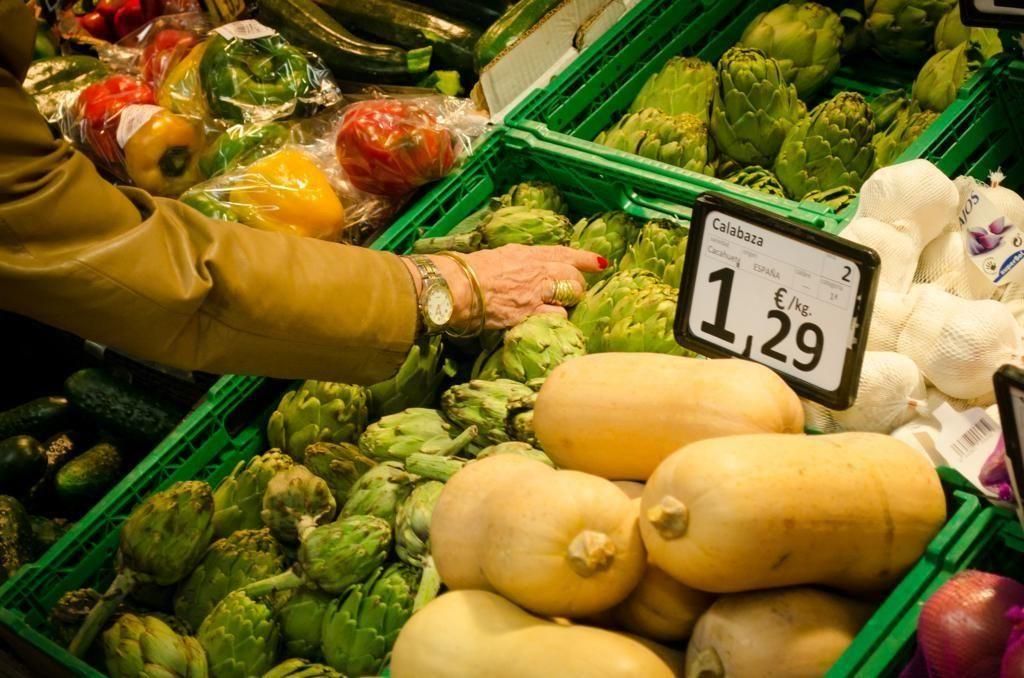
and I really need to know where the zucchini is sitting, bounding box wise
[258,0,433,77]
[0,436,48,498]
[0,396,71,441]
[0,496,32,582]
[475,0,563,71]
[411,0,508,27]
[64,369,183,446]
[313,0,481,73]
[54,443,121,505]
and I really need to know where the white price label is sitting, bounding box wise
[676,195,879,409]
[962,0,1024,27]
[213,20,277,41]
[116,104,163,148]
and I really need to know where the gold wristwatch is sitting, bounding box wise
[408,255,454,335]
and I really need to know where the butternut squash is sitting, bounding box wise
[482,468,647,617]
[430,454,551,591]
[614,480,645,500]
[533,353,804,480]
[613,565,714,642]
[640,432,946,593]
[391,590,680,678]
[685,588,873,678]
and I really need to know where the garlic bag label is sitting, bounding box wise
[960,186,1024,286]
[115,105,163,148]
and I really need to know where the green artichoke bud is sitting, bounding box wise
[441,379,535,447]
[260,466,337,543]
[477,441,554,467]
[934,6,1002,59]
[872,105,939,171]
[865,0,957,62]
[618,219,689,288]
[480,206,572,247]
[500,181,569,214]
[775,92,876,198]
[198,591,279,678]
[709,47,804,166]
[627,56,717,122]
[912,41,984,113]
[367,335,457,419]
[395,481,444,567]
[506,393,540,448]
[213,451,294,538]
[402,453,465,481]
[263,658,342,678]
[51,588,132,646]
[174,529,288,631]
[570,211,643,284]
[278,588,333,661]
[303,443,376,506]
[0,495,32,582]
[870,89,911,131]
[723,165,787,199]
[802,186,859,213]
[339,461,417,527]
[501,315,587,382]
[267,381,369,460]
[358,408,476,462]
[739,1,843,97]
[410,231,483,254]
[103,613,208,678]
[471,341,508,380]
[320,563,418,677]
[596,109,716,176]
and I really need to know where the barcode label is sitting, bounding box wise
[116,105,163,148]
[213,20,276,40]
[950,416,998,460]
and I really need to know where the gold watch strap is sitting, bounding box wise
[408,255,451,335]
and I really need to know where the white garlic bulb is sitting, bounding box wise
[855,160,959,244]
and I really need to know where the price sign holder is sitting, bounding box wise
[675,193,879,410]
[993,364,1024,529]
[960,0,1024,28]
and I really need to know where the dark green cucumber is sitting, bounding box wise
[0,496,33,583]
[54,443,121,505]
[313,0,480,73]
[411,0,507,27]
[258,0,433,77]
[0,436,48,498]
[64,369,182,446]
[475,0,563,71]
[0,396,71,441]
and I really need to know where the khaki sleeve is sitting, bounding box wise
[0,0,417,384]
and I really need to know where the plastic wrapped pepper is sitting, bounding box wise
[198,122,289,179]
[74,74,155,164]
[123,108,204,196]
[157,40,210,120]
[141,28,200,89]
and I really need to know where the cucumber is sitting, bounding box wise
[0,496,32,582]
[0,396,70,441]
[0,436,48,498]
[475,0,563,71]
[313,0,481,73]
[258,0,433,77]
[410,0,508,27]
[64,369,183,446]
[54,443,121,505]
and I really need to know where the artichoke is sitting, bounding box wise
[320,563,418,677]
[934,6,1002,59]
[872,104,939,170]
[471,340,508,380]
[198,591,279,678]
[29,515,70,557]
[709,47,804,167]
[395,481,443,568]
[278,588,333,661]
[627,56,717,122]
[501,315,587,382]
[260,466,337,543]
[802,185,859,212]
[865,0,957,62]
[618,219,689,288]
[775,92,876,198]
[339,461,418,527]
[263,658,342,678]
[402,453,466,481]
[912,40,983,113]
[570,211,643,284]
[870,89,911,131]
[596,108,717,176]
[506,393,540,448]
[499,181,569,214]
[103,613,208,678]
[479,206,572,247]
[302,442,376,506]
[266,381,369,460]
[212,450,294,538]
[358,408,476,462]
[740,1,843,96]
[476,441,554,467]
[0,495,32,582]
[441,379,535,448]
[723,165,788,198]
[174,528,288,632]
[367,335,456,420]
[410,231,483,254]
[51,588,132,646]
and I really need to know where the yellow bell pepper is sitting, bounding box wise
[156,41,211,121]
[124,109,204,197]
[228,148,346,240]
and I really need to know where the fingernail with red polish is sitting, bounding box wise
[597,257,609,270]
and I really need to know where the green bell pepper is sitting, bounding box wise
[199,33,317,123]
[198,122,290,179]
[34,20,58,60]
[180,188,241,223]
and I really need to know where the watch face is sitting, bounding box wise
[425,284,454,327]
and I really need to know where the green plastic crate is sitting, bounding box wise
[504,0,999,222]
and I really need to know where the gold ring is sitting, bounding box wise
[548,279,582,307]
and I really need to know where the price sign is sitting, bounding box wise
[675,193,879,409]
[994,364,1024,529]
[961,0,1024,28]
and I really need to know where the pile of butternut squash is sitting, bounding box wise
[393,353,949,678]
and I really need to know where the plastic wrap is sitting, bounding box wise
[98,13,211,90]
[58,0,201,46]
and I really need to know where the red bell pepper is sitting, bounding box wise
[94,0,125,18]
[76,74,155,163]
[77,11,112,40]
[140,28,198,88]
[112,0,145,38]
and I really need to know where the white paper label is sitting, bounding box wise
[960,186,1024,286]
[685,210,861,393]
[213,20,277,41]
[115,104,163,148]
[931,402,1001,494]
